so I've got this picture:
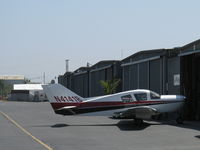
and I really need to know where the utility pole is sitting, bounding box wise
[43,72,45,84]
[66,59,69,72]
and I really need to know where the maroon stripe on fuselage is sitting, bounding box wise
[50,102,80,110]
[50,100,165,110]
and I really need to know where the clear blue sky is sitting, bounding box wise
[0,0,200,83]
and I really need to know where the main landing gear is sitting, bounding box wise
[176,116,184,124]
[176,110,184,124]
[134,118,144,125]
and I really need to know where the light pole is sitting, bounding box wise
[66,59,69,72]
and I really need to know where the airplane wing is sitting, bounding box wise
[114,106,160,119]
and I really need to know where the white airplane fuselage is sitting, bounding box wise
[42,84,185,120]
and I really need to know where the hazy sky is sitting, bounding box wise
[0,0,200,83]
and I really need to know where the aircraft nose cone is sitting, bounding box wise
[176,95,186,101]
[161,95,186,101]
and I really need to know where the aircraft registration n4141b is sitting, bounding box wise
[42,84,186,124]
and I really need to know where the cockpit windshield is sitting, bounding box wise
[150,92,160,99]
[134,93,147,101]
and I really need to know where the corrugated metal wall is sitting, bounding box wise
[88,61,121,97]
[122,57,164,95]
[167,57,180,95]
[139,62,148,89]
[129,64,138,90]
[149,59,162,94]
[89,67,114,97]
[90,70,104,96]
[72,73,89,97]
[122,66,130,91]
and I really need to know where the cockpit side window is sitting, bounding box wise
[150,92,160,99]
[121,95,134,103]
[134,93,147,101]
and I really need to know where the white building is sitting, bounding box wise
[11,84,47,102]
[0,75,25,85]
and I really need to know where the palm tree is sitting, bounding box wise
[100,78,121,95]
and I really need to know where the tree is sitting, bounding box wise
[100,78,121,95]
[3,84,12,97]
[24,78,31,83]
[0,80,4,89]
[0,80,12,99]
[0,80,4,98]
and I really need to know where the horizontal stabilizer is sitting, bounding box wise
[55,105,77,115]
[57,106,77,111]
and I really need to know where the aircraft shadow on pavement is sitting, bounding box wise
[116,121,151,131]
[50,120,160,131]
[159,120,200,132]
[32,120,200,132]
[195,135,200,139]
[50,120,200,131]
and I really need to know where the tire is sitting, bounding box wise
[134,118,144,125]
[176,117,184,124]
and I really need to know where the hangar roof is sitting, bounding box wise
[181,39,200,51]
[122,49,167,64]
[0,75,25,80]
[90,60,120,70]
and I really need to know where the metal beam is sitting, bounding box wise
[178,49,200,57]
[121,56,160,67]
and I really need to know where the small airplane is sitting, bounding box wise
[42,84,186,124]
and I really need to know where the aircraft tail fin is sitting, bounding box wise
[42,84,84,111]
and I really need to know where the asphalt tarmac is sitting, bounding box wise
[0,101,200,150]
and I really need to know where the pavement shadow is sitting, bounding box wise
[174,123,200,131]
[51,124,69,128]
[159,120,200,132]
[195,135,200,139]
[116,120,151,131]
[50,120,160,131]
[51,123,116,128]
[34,120,200,132]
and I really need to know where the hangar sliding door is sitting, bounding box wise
[90,72,96,96]
[74,75,82,96]
[168,57,180,95]
[129,64,138,90]
[82,74,89,97]
[98,70,105,95]
[149,59,161,94]
[123,66,130,91]
[105,68,113,81]
[138,62,148,89]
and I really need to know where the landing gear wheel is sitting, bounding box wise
[176,117,184,124]
[134,119,144,125]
